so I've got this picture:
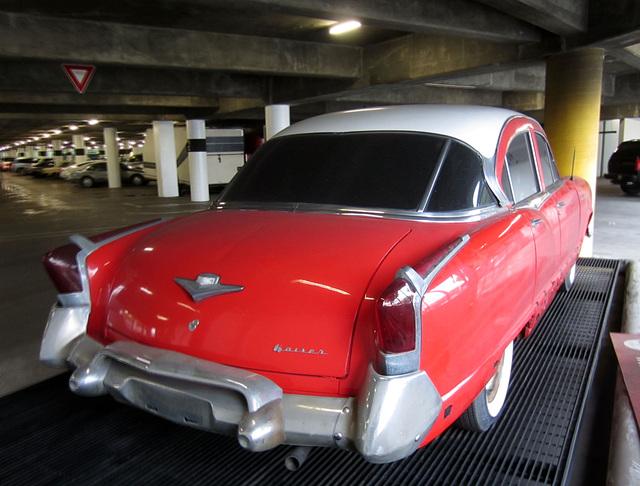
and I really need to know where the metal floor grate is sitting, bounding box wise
[0,258,619,486]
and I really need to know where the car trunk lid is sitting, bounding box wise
[103,209,412,379]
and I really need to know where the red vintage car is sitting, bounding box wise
[40,105,592,464]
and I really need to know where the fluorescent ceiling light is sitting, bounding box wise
[69,125,79,131]
[330,20,361,35]
[87,119,99,125]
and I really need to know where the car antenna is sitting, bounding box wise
[570,148,576,181]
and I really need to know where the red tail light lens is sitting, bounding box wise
[42,243,82,293]
[376,278,418,354]
[636,157,640,172]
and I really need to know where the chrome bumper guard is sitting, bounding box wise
[40,303,442,463]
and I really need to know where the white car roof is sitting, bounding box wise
[274,104,523,159]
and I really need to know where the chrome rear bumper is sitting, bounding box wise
[41,304,442,463]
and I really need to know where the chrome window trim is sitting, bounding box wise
[214,202,506,223]
[418,139,452,212]
[513,190,552,212]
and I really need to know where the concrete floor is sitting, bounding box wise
[0,172,638,397]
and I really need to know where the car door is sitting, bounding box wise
[501,128,560,322]
[534,132,581,268]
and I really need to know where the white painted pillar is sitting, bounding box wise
[72,134,86,165]
[265,104,290,140]
[104,127,121,188]
[53,140,64,165]
[26,146,34,157]
[187,119,209,202]
[153,120,179,198]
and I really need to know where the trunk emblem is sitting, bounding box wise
[273,344,328,355]
[175,273,244,302]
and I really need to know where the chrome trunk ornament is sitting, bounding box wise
[175,273,244,302]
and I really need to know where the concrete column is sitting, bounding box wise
[187,119,209,202]
[544,48,604,256]
[103,127,121,188]
[25,146,34,157]
[265,104,290,140]
[153,120,179,198]
[72,134,87,165]
[53,140,64,165]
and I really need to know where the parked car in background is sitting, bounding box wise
[1,157,14,171]
[12,157,40,174]
[42,161,72,178]
[66,160,148,187]
[605,140,640,195]
[28,158,56,177]
[40,105,592,464]
[59,162,89,181]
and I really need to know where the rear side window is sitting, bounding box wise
[535,133,560,187]
[426,142,497,212]
[504,133,539,203]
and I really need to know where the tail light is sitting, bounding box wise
[375,235,470,376]
[42,243,82,293]
[42,219,162,296]
[376,279,418,354]
[635,157,640,172]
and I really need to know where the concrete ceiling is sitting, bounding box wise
[2,0,640,150]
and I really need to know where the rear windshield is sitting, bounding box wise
[221,132,495,212]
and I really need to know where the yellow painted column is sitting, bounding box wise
[544,48,604,256]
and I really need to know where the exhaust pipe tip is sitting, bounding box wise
[285,446,312,471]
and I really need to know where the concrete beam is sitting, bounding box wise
[606,45,640,71]
[0,12,362,79]
[364,34,521,86]
[0,61,267,99]
[0,91,220,110]
[241,0,542,43]
[610,73,640,104]
[585,0,640,48]
[422,65,546,92]
[600,103,640,120]
[502,91,545,112]
[477,0,588,36]
[335,85,503,106]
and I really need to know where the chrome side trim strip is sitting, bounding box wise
[60,218,171,307]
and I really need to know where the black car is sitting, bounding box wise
[605,140,640,195]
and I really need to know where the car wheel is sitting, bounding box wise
[560,263,577,293]
[130,174,145,186]
[621,181,640,196]
[456,341,513,432]
[80,176,95,188]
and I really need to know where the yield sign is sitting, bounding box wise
[61,64,96,94]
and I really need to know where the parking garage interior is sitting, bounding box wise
[3,1,640,485]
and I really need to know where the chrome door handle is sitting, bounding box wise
[531,219,544,227]
[556,201,567,208]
